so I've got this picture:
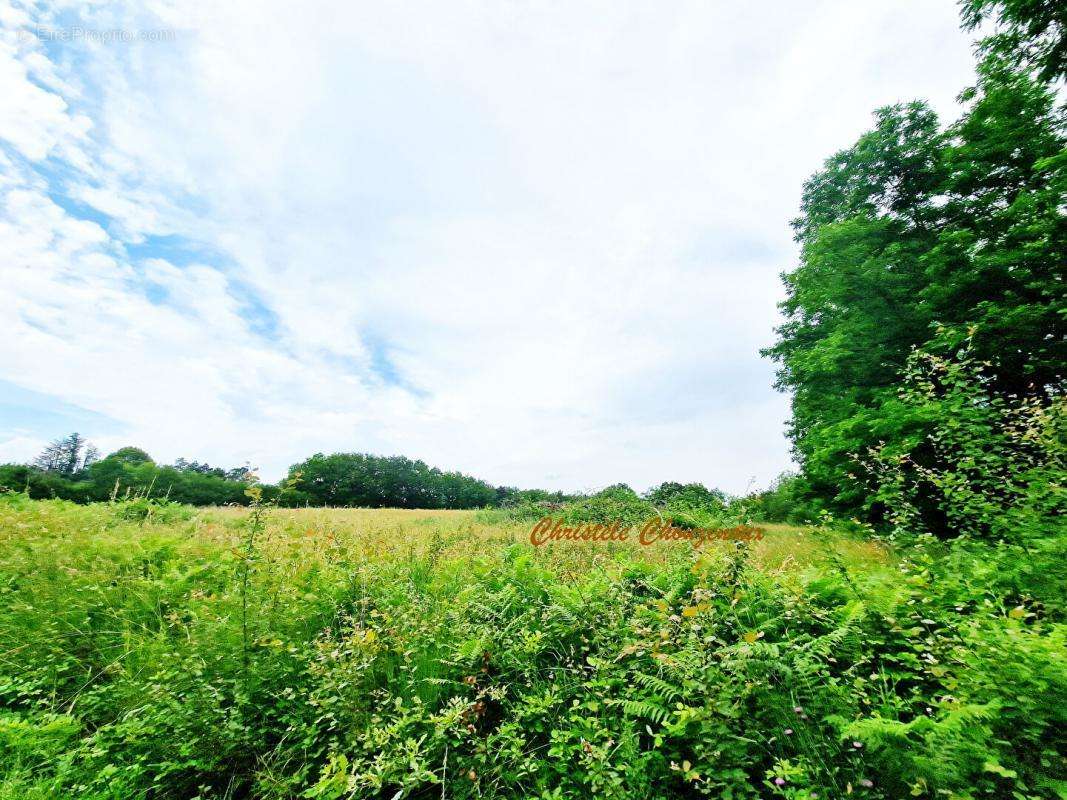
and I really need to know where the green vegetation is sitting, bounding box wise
[0,350,1062,797]
[1,1,1063,797]
[281,452,500,509]
[0,443,508,511]
[763,2,1065,521]
[0,446,253,507]
[1,485,1062,798]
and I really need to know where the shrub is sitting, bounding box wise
[866,340,1065,542]
[560,485,656,526]
[111,497,195,524]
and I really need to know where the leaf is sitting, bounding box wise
[983,761,1018,779]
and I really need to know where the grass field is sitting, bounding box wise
[0,495,1062,799]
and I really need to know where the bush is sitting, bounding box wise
[111,497,195,524]
[741,472,825,524]
[867,341,1065,542]
[560,485,656,526]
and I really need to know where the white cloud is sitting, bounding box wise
[0,0,977,492]
[0,433,45,464]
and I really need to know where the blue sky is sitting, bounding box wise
[0,0,977,492]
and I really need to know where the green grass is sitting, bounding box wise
[0,494,1062,799]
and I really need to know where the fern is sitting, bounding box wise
[620,700,671,725]
[631,671,683,704]
[801,600,866,658]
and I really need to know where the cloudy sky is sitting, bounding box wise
[0,1,978,493]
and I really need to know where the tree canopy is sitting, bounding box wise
[282,452,500,509]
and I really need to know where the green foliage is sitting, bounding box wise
[2,6,1063,798]
[0,446,255,508]
[111,497,195,524]
[105,446,154,465]
[0,464,96,503]
[741,473,824,525]
[32,433,97,476]
[866,340,1065,540]
[764,44,1065,517]
[285,452,499,509]
[643,482,730,528]
[559,484,656,526]
[960,0,1066,82]
[0,500,1062,798]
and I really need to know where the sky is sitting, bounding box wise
[0,0,979,494]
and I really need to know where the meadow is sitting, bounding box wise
[1,493,1062,799]
[2,2,1063,798]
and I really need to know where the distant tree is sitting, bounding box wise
[225,465,256,483]
[32,433,96,476]
[0,463,94,501]
[107,447,153,465]
[286,452,498,509]
[741,472,820,524]
[173,458,226,477]
[496,487,575,507]
[31,441,65,474]
[560,485,655,526]
[644,481,727,508]
[6,440,261,506]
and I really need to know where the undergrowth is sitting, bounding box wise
[0,496,1062,798]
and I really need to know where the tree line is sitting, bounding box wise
[0,435,256,506]
[0,433,568,509]
[0,433,743,514]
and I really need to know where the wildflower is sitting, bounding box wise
[852,740,863,749]
[860,778,874,788]
[775,777,786,786]
[784,728,793,735]
[793,705,803,713]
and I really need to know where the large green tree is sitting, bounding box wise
[764,33,1065,518]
